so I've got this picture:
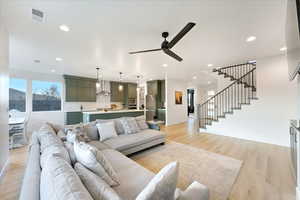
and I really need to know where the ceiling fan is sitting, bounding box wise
[129,22,196,62]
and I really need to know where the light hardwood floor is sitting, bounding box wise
[0,121,296,200]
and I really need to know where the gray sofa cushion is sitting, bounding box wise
[103,129,165,152]
[40,155,93,200]
[40,145,71,168]
[87,140,110,151]
[135,116,149,130]
[38,131,64,153]
[19,144,41,200]
[102,149,155,200]
[74,163,122,200]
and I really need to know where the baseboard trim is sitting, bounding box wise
[0,158,9,183]
[297,187,300,200]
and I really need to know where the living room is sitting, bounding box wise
[1,0,300,200]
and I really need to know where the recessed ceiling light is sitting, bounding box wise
[59,24,70,32]
[149,78,153,81]
[56,57,63,61]
[280,46,287,51]
[162,64,168,67]
[34,59,40,63]
[246,36,256,42]
[193,76,197,80]
[51,69,56,73]
[207,81,211,84]
[208,64,213,67]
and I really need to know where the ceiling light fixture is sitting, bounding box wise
[193,76,197,80]
[246,36,256,42]
[51,69,56,73]
[207,81,211,84]
[56,57,63,61]
[280,46,287,51]
[118,72,124,91]
[96,67,111,96]
[208,64,213,67]
[59,24,70,32]
[162,64,168,67]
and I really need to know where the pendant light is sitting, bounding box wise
[136,75,141,92]
[96,67,111,96]
[118,72,124,91]
[96,67,100,88]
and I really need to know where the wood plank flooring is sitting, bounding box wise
[0,121,296,200]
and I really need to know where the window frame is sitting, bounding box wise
[31,80,63,112]
[9,78,27,113]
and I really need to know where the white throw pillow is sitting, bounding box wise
[135,116,149,130]
[73,141,119,186]
[136,161,179,200]
[96,121,118,141]
[119,117,140,134]
[74,163,122,200]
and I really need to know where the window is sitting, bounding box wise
[9,78,27,112]
[32,80,62,112]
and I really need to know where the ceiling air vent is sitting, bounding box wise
[32,8,44,22]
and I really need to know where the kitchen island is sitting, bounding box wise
[82,109,145,123]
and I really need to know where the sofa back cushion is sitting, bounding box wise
[74,163,122,200]
[38,130,64,153]
[74,141,119,186]
[40,145,71,169]
[40,155,93,200]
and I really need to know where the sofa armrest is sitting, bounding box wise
[178,181,209,200]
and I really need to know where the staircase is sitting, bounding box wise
[198,62,257,129]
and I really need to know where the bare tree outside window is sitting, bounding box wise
[32,80,62,112]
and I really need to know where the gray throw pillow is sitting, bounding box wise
[74,141,119,186]
[74,163,122,200]
[135,116,149,130]
[136,162,179,200]
[40,155,93,200]
[83,121,99,140]
[119,117,140,134]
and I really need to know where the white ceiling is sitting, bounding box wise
[2,0,287,84]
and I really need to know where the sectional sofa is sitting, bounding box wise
[18,118,209,200]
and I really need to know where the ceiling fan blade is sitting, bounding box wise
[167,22,196,49]
[163,49,183,62]
[129,48,162,54]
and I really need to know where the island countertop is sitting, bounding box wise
[82,109,144,115]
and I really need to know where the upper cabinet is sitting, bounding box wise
[110,82,125,102]
[64,75,96,102]
[110,82,137,105]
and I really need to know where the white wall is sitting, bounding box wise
[166,79,188,126]
[0,13,9,180]
[205,55,298,147]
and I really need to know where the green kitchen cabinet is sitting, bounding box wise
[110,81,125,102]
[128,83,137,98]
[64,75,96,102]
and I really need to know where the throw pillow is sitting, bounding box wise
[136,161,179,200]
[40,145,71,169]
[64,142,77,166]
[74,163,122,200]
[40,154,93,200]
[96,121,118,141]
[57,130,67,141]
[73,141,119,186]
[135,115,149,130]
[83,121,99,140]
[66,130,89,144]
[119,117,140,135]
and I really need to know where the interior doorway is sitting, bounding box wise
[187,89,195,116]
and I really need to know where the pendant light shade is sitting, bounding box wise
[118,72,123,91]
[96,67,111,96]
